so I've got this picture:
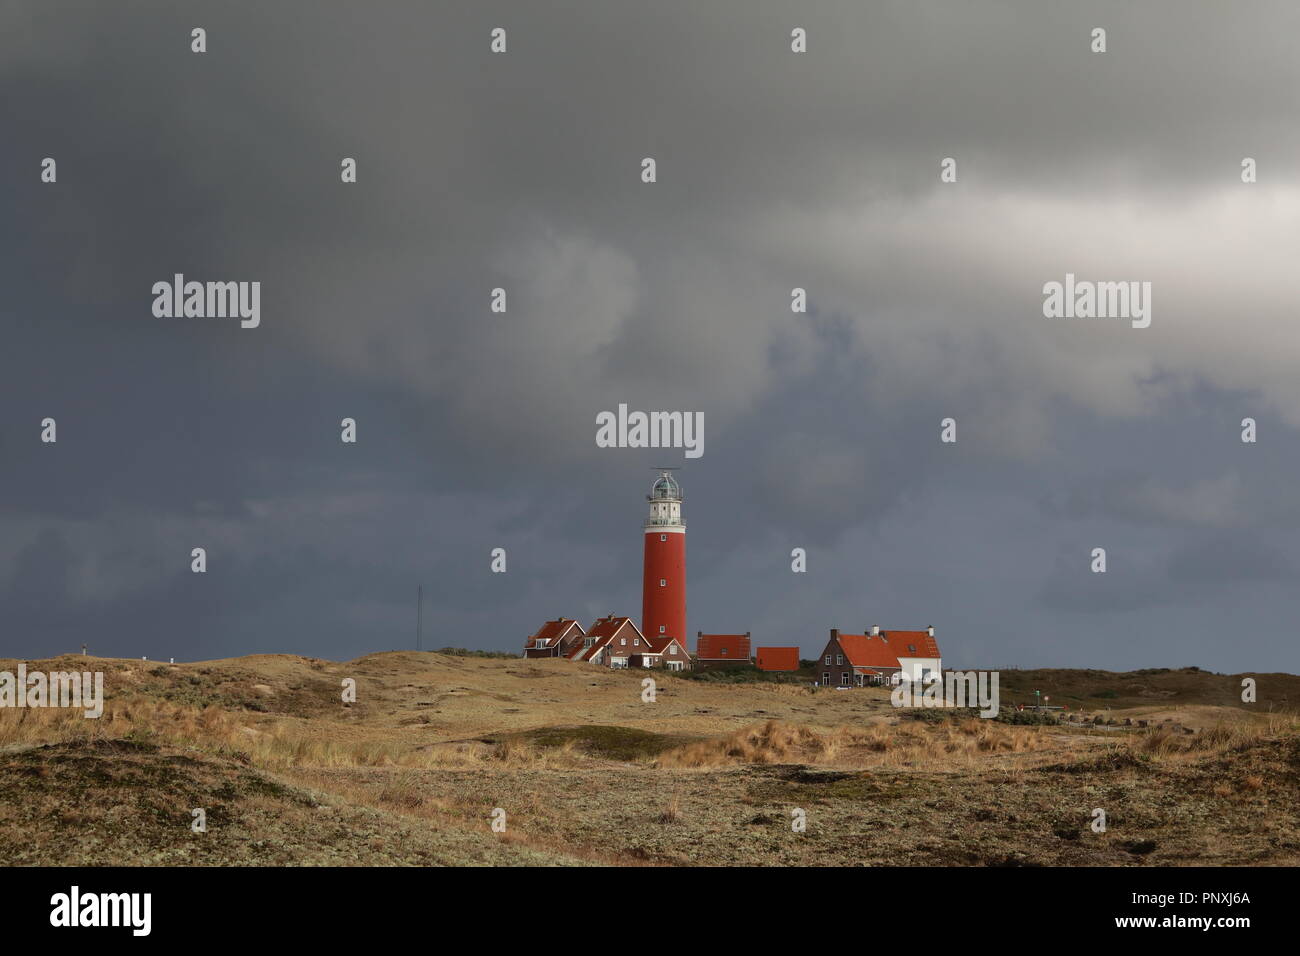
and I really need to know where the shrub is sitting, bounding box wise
[433,646,516,659]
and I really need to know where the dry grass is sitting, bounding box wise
[654,717,1055,771]
[0,693,607,774]
[657,791,681,824]
[6,652,1300,867]
[7,691,1288,780]
[0,696,238,750]
[1134,716,1297,760]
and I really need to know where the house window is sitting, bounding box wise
[824,655,831,665]
[907,644,916,653]
[660,579,666,587]
[840,673,851,686]
[720,648,727,656]
[836,654,843,665]
[634,639,640,646]
[822,672,830,685]
[620,638,626,645]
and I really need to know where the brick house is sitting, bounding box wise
[815,627,942,687]
[755,646,801,672]
[523,618,586,658]
[629,635,692,671]
[695,632,752,670]
[567,615,648,669]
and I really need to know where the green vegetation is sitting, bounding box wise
[994,666,1260,710]
[510,725,692,761]
[675,665,807,684]
[901,707,975,724]
[433,646,517,659]
[994,708,1059,726]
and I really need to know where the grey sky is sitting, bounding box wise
[3,1,1299,672]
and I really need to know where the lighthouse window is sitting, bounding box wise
[660,534,667,542]
[659,625,665,634]
[659,579,666,587]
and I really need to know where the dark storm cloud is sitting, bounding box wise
[3,1,1299,671]
[1037,530,1292,614]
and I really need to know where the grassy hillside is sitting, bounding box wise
[2,653,1297,866]
[995,666,1299,712]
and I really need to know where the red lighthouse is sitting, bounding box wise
[642,469,686,648]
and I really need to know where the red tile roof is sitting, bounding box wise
[836,629,941,669]
[563,616,644,661]
[525,618,582,649]
[697,633,751,660]
[570,638,610,662]
[644,635,685,655]
[836,634,902,670]
[755,647,800,672]
[878,629,941,658]
[587,615,641,641]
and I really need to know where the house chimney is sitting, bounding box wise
[927,625,935,638]
[871,625,880,636]
[830,628,839,640]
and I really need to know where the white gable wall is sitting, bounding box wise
[895,656,942,682]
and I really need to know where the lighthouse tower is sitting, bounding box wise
[642,469,686,648]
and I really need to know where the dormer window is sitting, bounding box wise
[907,644,916,653]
